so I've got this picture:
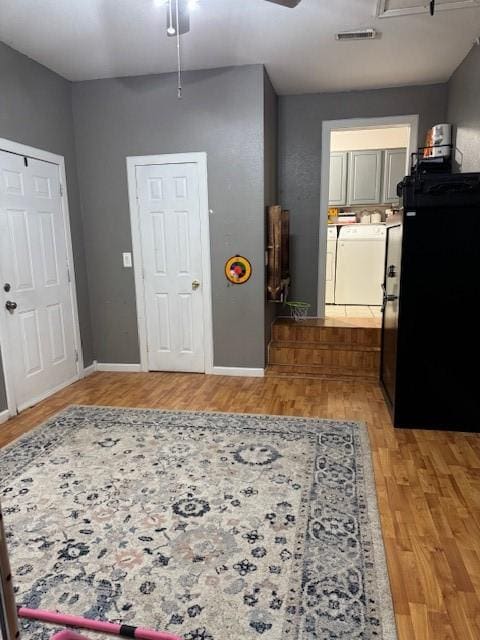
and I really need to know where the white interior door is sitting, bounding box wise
[0,150,78,411]
[136,162,205,372]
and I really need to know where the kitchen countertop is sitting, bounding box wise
[328,221,387,226]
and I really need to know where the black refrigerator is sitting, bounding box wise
[380,172,480,431]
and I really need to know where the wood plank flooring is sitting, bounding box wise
[1,371,479,640]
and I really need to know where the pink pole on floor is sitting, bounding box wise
[18,608,182,640]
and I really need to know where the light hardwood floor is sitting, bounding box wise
[1,371,479,640]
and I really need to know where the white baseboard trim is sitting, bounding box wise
[0,409,10,424]
[209,366,265,378]
[82,361,97,377]
[96,363,142,372]
[85,363,263,377]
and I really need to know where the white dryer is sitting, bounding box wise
[325,226,338,304]
[335,224,386,306]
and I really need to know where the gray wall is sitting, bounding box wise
[278,83,448,312]
[0,42,94,412]
[263,70,278,354]
[72,65,267,368]
[448,44,480,173]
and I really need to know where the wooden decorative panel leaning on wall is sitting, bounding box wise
[267,205,290,301]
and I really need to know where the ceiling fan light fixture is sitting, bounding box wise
[166,0,190,36]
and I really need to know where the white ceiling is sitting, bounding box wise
[0,0,479,94]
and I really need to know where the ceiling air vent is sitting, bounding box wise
[335,28,378,41]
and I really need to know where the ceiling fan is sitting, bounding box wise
[164,0,302,98]
[167,0,302,37]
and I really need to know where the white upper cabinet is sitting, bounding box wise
[382,148,407,203]
[328,152,348,206]
[329,147,408,206]
[347,149,383,205]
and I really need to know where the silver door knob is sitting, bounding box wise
[192,280,200,290]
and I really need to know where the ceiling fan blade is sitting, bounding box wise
[265,0,302,7]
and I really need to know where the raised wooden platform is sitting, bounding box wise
[267,317,381,380]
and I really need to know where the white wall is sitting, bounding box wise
[331,126,410,151]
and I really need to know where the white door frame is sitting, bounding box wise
[0,137,84,418]
[126,152,214,374]
[317,114,419,315]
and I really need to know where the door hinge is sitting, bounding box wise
[67,266,71,282]
[59,184,64,197]
[75,349,79,363]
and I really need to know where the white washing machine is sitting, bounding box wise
[325,226,338,304]
[335,224,386,306]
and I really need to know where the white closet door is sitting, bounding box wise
[136,162,205,372]
[0,151,78,411]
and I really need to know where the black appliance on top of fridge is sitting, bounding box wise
[380,171,480,431]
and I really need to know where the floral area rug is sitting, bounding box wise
[0,406,397,640]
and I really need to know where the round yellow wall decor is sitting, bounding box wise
[225,255,252,284]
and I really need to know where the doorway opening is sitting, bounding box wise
[318,115,418,327]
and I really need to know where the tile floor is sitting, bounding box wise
[325,304,382,318]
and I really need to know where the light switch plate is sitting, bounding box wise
[123,252,132,268]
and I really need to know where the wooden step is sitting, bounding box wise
[272,317,381,348]
[270,340,380,353]
[265,369,379,383]
[266,363,379,381]
[267,318,381,381]
[269,343,380,372]
[269,318,382,380]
